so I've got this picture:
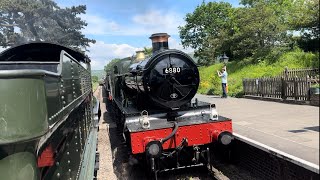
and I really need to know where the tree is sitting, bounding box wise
[91,75,98,83]
[287,0,319,52]
[179,2,233,66]
[239,0,319,53]
[230,2,290,59]
[143,47,152,57]
[104,58,121,73]
[0,0,95,50]
[179,0,306,64]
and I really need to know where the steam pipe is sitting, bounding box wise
[160,122,178,144]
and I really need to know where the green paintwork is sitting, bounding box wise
[78,128,98,180]
[0,152,39,180]
[0,77,48,144]
[0,44,97,180]
[45,76,62,121]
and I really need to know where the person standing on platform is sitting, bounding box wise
[217,66,228,98]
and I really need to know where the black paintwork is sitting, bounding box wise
[122,100,230,132]
[127,115,231,133]
[0,42,89,62]
[151,42,169,53]
[120,49,200,110]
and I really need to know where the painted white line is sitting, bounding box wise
[233,133,319,174]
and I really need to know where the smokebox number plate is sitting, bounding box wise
[163,67,181,74]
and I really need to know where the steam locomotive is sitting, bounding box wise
[103,33,233,179]
[0,42,99,180]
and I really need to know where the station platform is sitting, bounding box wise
[195,94,319,167]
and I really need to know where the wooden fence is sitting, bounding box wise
[243,67,319,102]
[281,67,319,78]
[243,77,312,101]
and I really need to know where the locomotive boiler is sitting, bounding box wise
[103,33,233,179]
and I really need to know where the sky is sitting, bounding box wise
[57,0,241,70]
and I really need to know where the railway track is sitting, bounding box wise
[209,166,229,180]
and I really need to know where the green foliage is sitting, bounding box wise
[179,0,319,66]
[288,0,319,40]
[92,82,98,91]
[143,47,153,57]
[231,2,290,60]
[198,49,319,96]
[91,70,105,79]
[179,2,233,66]
[104,58,121,73]
[0,0,95,50]
[91,75,98,83]
[91,75,99,91]
[296,36,319,52]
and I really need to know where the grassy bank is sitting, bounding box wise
[198,49,319,97]
[92,82,99,91]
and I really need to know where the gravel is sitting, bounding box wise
[95,87,117,180]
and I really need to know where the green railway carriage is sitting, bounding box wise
[0,42,99,180]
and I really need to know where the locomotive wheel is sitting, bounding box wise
[112,106,125,131]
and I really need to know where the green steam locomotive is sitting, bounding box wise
[0,42,99,180]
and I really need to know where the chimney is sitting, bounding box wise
[135,50,145,61]
[149,33,170,53]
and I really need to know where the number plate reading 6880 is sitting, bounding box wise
[163,67,181,74]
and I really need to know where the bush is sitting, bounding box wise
[311,84,320,88]
[235,91,244,98]
[206,88,215,95]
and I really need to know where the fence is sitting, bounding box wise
[243,77,310,101]
[243,68,319,102]
[281,67,319,78]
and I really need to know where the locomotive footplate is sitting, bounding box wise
[126,115,231,133]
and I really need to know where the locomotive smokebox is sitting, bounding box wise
[120,32,199,110]
[150,33,170,53]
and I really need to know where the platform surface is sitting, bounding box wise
[195,94,319,165]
